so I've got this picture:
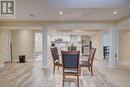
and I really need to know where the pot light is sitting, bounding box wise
[59,11,63,15]
[128,5,130,9]
[113,10,119,15]
[113,11,117,14]
[29,14,35,17]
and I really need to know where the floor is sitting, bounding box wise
[95,59,130,87]
[0,59,119,87]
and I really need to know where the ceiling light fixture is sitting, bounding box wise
[29,14,35,17]
[128,5,130,9]
[113,10,119,15]
[59,11,63,15]
[113,11,117,14]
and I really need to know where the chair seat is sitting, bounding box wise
[64,70,78,74]
[80,61,91,67]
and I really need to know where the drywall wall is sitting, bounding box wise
[11,30,35,61]
[0,30,4,66]
[0,30,11,66]
[118,30,130,63]
[91,32,103,59]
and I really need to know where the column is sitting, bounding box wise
[100,31,104,60]
[42,27,48,69]
[109,27,118,68]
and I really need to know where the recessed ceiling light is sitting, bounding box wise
[113,11,117,14]
[59,11,63,15]
[113,10,119,15]
[29,14,35,17]
[128,5,130,9]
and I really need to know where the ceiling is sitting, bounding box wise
[1,0,129,21]
[0,0,130,30]
[48,0,130,8]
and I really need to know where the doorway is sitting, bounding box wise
[34,32,43,61]
[103,32,110,62]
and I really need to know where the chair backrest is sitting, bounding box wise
[61,51,80,68]
[88,48,96,64]
[50,47,59,61]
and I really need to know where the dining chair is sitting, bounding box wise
[50,47,62,74]
[61,51,80,87]
[80,48,96,76]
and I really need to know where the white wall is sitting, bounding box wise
[11,30,35,61]
[0,30,11,66]
[92,32,103,59]
[118,30,130,63]
[0,30,5,66]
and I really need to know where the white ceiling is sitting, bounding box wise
[0,0,130,30]
[48,0,130,8]
[2,0,129,21]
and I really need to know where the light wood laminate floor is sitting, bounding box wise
[0,61,117,87]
